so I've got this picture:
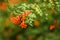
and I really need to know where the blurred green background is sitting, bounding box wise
[0,0,60,40]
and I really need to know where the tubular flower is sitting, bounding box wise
[21,10,32,21]
[50,25,55,30]
[0,2,6,11]
[24,10,28,16]
[10,17,19,24]
[24,10,32,16]
[19,21,27,28]
[16,14,21,21]
[10,14,22,24]
[21,15,26,21]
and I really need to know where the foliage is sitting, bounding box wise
[0,0,60,40]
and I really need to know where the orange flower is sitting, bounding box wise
[10,10,32,28]
[10,17,19,24]
[50,25,55,30]
[24,10,28,16]
[24,10,32,16]
[21,10,27,21]
[0,2,6,11]
[21,15,26,21]
[10,14,22,24]
[34,20,40,27]
[19,21,27,28]
[16,14,21,21]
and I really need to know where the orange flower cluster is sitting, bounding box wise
[10,10,32,28]
[0,2,6,11]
